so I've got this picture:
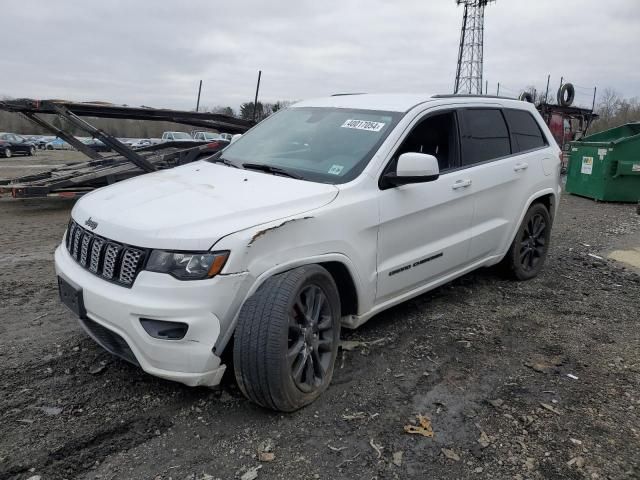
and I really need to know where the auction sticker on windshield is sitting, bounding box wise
[328,164,344,175]
[341,119,386,132]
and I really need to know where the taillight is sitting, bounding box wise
[206,141,221,149]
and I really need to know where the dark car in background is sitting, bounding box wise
[0,133,36,158]
[82,138,111,152]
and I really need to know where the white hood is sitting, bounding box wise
[71,161,339,250]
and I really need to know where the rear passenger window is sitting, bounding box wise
[460,109,511,166]
[503,109,547,152]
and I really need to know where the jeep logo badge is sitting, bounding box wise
[85,217,98,230]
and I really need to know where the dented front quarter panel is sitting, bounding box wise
[211,185,381,351]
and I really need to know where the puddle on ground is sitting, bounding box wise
[608,248,640,270]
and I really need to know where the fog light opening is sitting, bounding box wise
[140,318,188,340]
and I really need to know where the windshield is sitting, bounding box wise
[215,107,401,184]
[203,132,219,140]
[172,132,192,140]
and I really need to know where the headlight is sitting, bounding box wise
[146,250,229,280]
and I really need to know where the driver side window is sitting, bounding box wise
[386,111,460,175]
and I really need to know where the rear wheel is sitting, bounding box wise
[29,146,36,156]
[3,147,11,158]
[234,265,341,412]
[502,203,551,280]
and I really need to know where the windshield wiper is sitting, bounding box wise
[210,156,241,168]
[242,163,303,179]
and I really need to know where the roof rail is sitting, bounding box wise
[331,93,366,96]
[432,94,514,100]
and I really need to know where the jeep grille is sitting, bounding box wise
[65,220,147,287]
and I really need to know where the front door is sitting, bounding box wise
[376,110,475,303]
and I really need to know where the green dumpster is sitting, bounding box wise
[565,122,640,202]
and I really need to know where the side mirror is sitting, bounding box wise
[382,152,440,188]
[230,134,242,144]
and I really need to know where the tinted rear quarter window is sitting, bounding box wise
[503,109,547,153]
[461,109,511,166]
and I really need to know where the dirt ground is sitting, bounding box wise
[1,151,639,480]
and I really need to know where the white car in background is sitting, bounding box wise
[55,93,561,411]
[192,131,222,141]
[161,131,198,142]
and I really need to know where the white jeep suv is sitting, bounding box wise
[55,94,561,411]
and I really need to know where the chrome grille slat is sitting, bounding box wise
[65,221,146,287]
[102,244,121,280]
[89,238,104,273]
[119,249,143,284]
[80,234,91,266]
[66,221,75,250]
[72,228,82,259]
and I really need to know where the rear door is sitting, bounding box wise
[459,108,544,261]
[10,134,29,154]
[376,109,475,303]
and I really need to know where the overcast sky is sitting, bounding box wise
[2,0,638,111]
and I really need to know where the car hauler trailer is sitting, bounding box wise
[0,99,253,198]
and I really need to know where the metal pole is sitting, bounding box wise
[585,86,598,134]
[544,74,550,104]
[496,82,500,96]
[196,80,202,112]
[252,70,262,122]
[556,76,563,105]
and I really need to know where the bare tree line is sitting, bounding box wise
[206,100,292,122]
[589,88,640,134]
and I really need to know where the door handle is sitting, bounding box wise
[452,179,472,190]
[514,162,529,172]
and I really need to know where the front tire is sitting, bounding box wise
[3,147,11,158]
[29,146,36,156]
[502,203,551,280]
[234,265,341,412]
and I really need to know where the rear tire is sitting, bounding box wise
[501,203,551,280]
[3,147,11,158]
[233,265,341,412]
[29,146,36,156]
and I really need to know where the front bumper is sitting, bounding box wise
[55,244,249,387]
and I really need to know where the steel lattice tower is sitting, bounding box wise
[454,0,495,95]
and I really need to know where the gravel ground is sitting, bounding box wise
[0,154,639,480]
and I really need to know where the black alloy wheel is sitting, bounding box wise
[502,202,552,280]
[519,212,547,272]
[234,264,341,411]
[288,284,335,393]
